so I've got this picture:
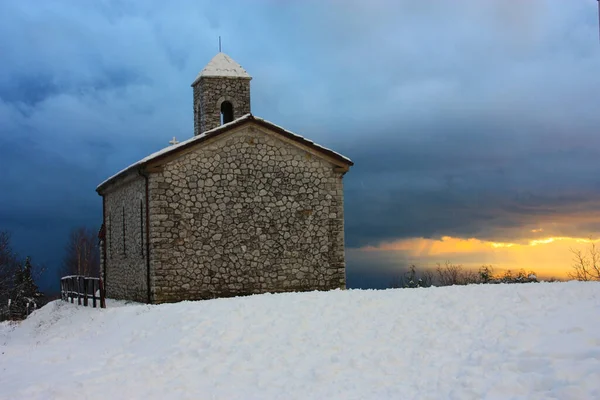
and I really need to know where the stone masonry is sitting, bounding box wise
[103,174,148,302]
[193,77,251,136]
[148,124,346,302]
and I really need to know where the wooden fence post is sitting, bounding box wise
[92,279,97,308]
[83,279,88,307]
[99,279,106,309]
[70,278,74,303]
[76,277,81,305]
[59,275,106,309]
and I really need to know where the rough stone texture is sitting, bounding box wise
[103,175,148,302]
[148,124,346,303]
[193,76,251,136]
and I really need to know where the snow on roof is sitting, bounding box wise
[191,53,251,85]
[97,114,353,192]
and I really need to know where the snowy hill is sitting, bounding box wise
[1,282,600,399]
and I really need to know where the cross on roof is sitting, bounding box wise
[169,137,179,146]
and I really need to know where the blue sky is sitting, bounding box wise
[2,0,600,291]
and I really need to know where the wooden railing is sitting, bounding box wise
[60,275,106,308]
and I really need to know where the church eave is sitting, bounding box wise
[96,166,145,195]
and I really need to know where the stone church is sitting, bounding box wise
[96,52,353,303]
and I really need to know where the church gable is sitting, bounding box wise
[145,119,350,174]
[97,115,352,194]
[147,122,347,302]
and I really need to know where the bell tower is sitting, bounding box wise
[191,52,252,136]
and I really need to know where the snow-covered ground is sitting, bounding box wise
[1,282,599,399]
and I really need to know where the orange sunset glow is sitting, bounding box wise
[358,235,600,279]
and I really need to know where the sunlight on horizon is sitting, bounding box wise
[358,235,600,279]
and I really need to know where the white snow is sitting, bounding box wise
[2,282,599,399]
[192,52,251,83]
[97,114,352,191]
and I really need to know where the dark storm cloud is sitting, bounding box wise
[1,0,600,290]
[341,112,600,246]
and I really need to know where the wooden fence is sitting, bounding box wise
[60,275,106,308]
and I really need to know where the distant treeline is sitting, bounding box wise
[390,262,544,289]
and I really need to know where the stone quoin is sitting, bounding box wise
[96,52,353,303]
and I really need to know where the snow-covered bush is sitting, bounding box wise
[390,265,433,288]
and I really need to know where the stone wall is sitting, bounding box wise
[103,175,148,302]
[148,124,346,302]
[193,77,251,136]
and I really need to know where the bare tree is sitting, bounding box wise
[569,242,600,281]
[436,261,460,286]
[60,227,100,278]
[435,261,479,286]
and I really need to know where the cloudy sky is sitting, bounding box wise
[2,0,600,291]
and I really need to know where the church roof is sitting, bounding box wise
[97,114,353,193]
[191,53,251,85]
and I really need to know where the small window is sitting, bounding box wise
[220,101,233,125]
[122,207,126,256]
[140,200,144,256]
[108,215,112,257]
